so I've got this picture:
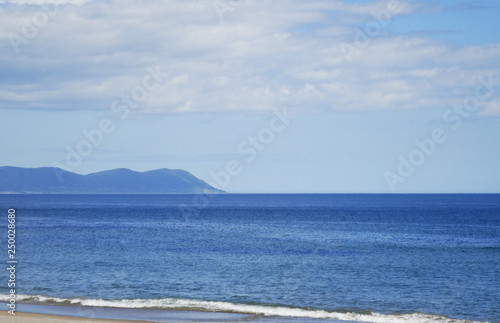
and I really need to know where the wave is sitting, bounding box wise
[0,294,491,323]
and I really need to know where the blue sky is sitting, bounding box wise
[1,0,500,193]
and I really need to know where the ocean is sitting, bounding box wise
[0,194,499,322]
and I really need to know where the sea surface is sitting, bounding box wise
[0,194,499,322]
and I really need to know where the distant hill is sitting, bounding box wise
[0,166,224,194]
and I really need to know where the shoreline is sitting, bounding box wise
[0,311,153,323]
[0,301,492,323]
[1,303,348,323]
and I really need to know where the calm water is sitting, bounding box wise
[0,194,499,322]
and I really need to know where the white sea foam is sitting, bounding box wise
[0,294,491,323]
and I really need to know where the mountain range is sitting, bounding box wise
[0,166,223,194]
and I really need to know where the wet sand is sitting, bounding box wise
[0,311,152,323]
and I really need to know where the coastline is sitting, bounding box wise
[3,301,495,323]
[0,311,152,323]
[1,303,348,323]
[2,300,495,323]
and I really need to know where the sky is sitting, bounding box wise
[1,0,500,193]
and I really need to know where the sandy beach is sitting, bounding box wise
[0,310,349,323]
[0,311,152,323]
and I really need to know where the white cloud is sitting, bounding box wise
[479,100,500,117]
[4,0,90,5]
[0,0,499,115]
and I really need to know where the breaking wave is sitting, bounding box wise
[0,294,493,323]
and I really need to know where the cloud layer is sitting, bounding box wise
[1,0,499,115]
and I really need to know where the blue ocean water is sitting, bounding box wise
[0,194,499,322]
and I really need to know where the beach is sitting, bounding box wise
[0,312,348,323]
[0,303,349,323]
[0,311,151,323]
